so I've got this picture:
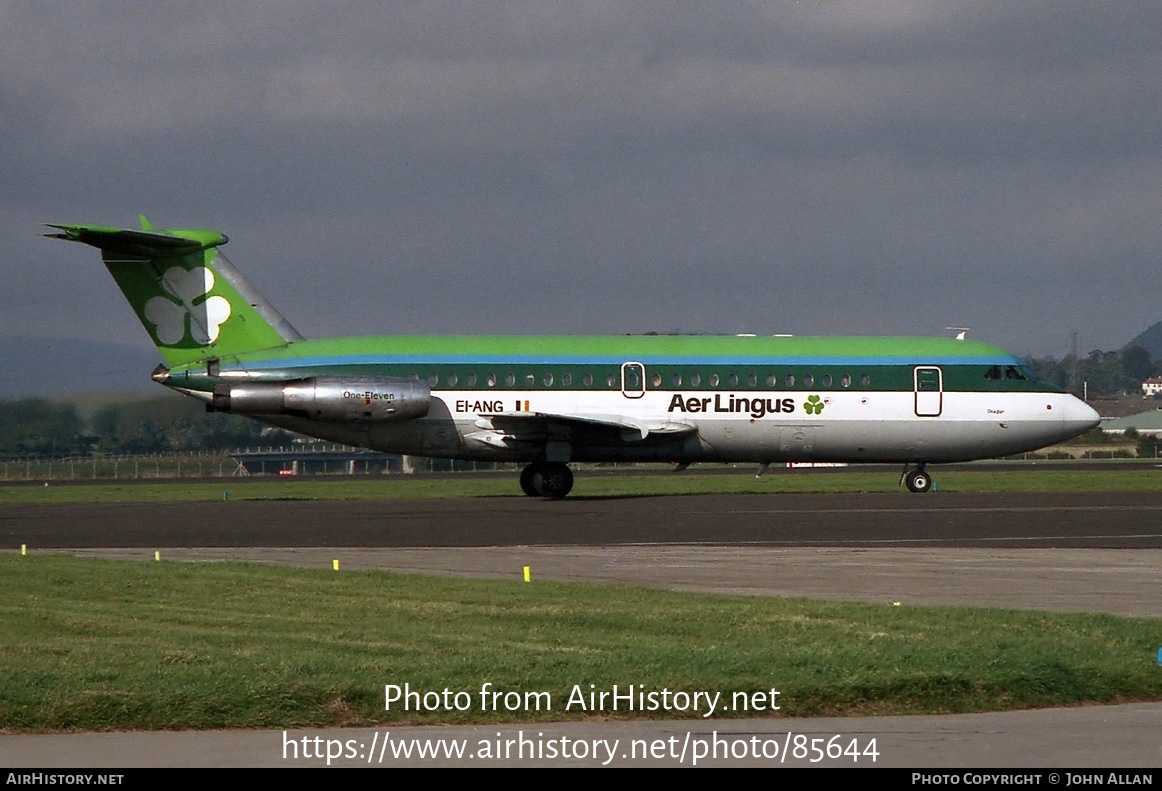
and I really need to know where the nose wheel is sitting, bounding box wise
[902,464,933,493]
[519,462,574,498]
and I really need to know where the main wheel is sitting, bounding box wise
[905,468,932,493]
[519,464,541,497]
[532,462,574,499]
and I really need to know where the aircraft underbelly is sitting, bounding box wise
[805,419,1077,463]
[676,415,1079,464]
[693,421,811,461]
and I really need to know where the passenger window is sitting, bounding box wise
[651,373,662,388]
[765,374,776,387]
[427,373,439,386]
[748,373,758,387]
[582,373,593,386]
[466,373,477,387]
[785,374,795,387]
[505,373,516,387]
[606,373,616,388]
[672,373,682,387]
[543,373,553,386]
[859,374,870,387]
[487,373,496,387]
[525,373,536,387]
[447,373,458,387]
[841,373,851,388]
[691,373,702,387]
[561,373,572,386]
[803,374,814,387]
[728,373,739,387]
[822,374,832,387]
[709,373,720,387]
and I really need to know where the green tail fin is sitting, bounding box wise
[44,221,302,368]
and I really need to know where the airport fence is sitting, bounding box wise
[5,447,1154,483]
[0,446,508,481]
[0,451,241,481]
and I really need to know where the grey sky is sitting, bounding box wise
[5,1,1162,364]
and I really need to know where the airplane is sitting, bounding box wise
[44,219,1101,498]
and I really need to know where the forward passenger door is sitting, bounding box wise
[914,366,943,417]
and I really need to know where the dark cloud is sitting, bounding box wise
[4,1,1162,373]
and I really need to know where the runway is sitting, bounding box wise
[5,491,1162,548]
[4,491,1161,616]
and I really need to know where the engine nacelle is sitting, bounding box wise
[211,377,430,422]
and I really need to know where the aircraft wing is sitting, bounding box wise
[479,410,696,441]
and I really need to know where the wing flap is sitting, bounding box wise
[481,410,696,441]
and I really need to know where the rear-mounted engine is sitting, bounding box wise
[210,377,430,421]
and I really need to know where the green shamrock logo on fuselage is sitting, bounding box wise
[803,394,825,415]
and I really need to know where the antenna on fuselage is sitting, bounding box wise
[946,327,970,341]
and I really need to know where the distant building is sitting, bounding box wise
[1101,409,1162,435]
[1142,377,1162,397]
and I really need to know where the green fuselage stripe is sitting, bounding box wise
[168,336,1058,394]
[176,362,1058,395]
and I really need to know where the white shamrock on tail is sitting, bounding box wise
[143,267,231,345]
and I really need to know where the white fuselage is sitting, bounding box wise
[263,387,1100,465]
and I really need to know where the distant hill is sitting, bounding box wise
[1122,321,1162,358]
[0,336,160,399]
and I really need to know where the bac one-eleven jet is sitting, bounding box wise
[45,219,1100,498]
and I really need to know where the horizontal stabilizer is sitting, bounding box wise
[44,223,227,258]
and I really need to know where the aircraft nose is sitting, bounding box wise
[1060,397,1101,436]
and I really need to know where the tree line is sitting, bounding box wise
[0,394,265,458]
[1024,345,1161,399]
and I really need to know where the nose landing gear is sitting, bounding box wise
[901,463,933,493]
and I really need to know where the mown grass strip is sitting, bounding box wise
[2,554,1160,732]
[3,467,1162,504]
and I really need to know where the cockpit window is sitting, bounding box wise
[986,364,1036,382]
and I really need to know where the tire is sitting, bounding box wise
[906,468,932,493]
[532,462,574,498]
[519,464,541,497]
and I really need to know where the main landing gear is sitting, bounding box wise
[519,461,574,499]
[900,463,933,493]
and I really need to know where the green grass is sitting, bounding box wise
[2,466,1162,504]
[2,554,1160,732]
